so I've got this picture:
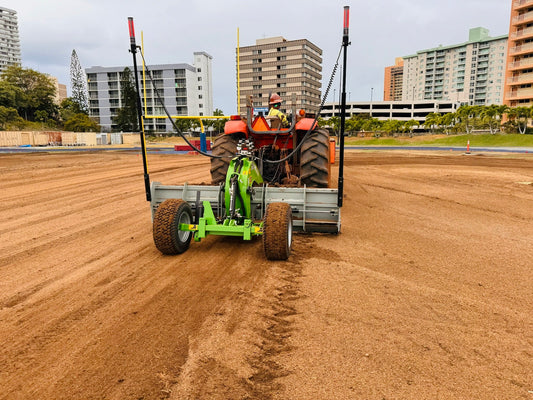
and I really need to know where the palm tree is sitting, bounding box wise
[456,105,475,134]
[515,106,530,134]
[480,104,506,134]
[441,112,456,135]
[424,112,442,133]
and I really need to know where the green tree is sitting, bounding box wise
[382,119,402,135]
[112,67,138,132]
[0,65,57,121]
[59,97,83,122]
[424,112,442,133]
[64,113,100,132]
[173,118,192,134]
[513,106,530,134]
[403,119,419,135]
[0,106,24,130]
[211,108,226,134]
[70,49,89,114]
[480,104,507,134]
[441,112,456,134]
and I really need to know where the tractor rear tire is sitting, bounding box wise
[263,202,292,261]
[210,134,238,184]
[153,199,193,255]
[300,128,330,188]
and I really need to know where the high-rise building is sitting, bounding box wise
[86,52,213,132]
[402,27,507,106]
[383,58,404,101]
[49,76,68,105]
[504,0,533,107]
[0,7,22,74]
[237,36,322,115]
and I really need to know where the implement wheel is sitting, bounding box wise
[263,202,292,261]
[300,128,330,188]
[210,134,238,184]
[153,199,193,255]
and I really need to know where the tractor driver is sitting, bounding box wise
[268,93,289,128]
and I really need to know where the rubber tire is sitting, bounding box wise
[153,199,193,255]
[210,134,238,184]
[263,202,292,261]
[300,128,330,188]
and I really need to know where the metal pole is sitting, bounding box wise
[338,6,349,208]
[128,17,151,202]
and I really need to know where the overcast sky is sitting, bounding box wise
[5,0,510,115]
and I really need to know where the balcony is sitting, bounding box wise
[509,58,533,70]
[509,41,533,55]
[514,0,533,11]
[506,87,533,99]
[513,10,533,24]
[511,26,533,40]
[507,72,533,85]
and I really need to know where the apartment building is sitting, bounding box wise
[86,52,213,132]
[383,58,404,101]
[402,27,508,106]
[237,36,322,115]
[0,7,21,74]
[504,0,533,106]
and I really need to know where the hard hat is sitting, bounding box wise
[269,93,282,105]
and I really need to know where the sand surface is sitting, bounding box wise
[0,150,531,399]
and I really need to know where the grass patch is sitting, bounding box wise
[344,134,533,147]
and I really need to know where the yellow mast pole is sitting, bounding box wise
[141,31,147,116]
[237,27,240,114]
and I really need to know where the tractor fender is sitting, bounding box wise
[295,118,317,132]
[224,120,249,137]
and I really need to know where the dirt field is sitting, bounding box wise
[0,150,531,400]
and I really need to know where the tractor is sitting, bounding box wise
[210,93,331,189]
[127,5,350,260]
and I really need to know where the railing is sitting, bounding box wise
[506,87,533,98]
[510,42,533,54]
[511,26,533,38]
[513,10,533,23]
[514,0,533,8]
[508,72,533,83]
[509,58,533,69]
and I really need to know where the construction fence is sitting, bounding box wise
[0,132,143,147]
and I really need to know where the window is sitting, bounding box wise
[197,68,201,72]
[253,58,262,64]
[199,104,203,108]
[198,86,202,90]
[199,94,203,99]
[277,56,286,61]
[198,77,202,81]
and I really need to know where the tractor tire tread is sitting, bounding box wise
[210,134,238,184]
[263,202,292,260]
[153,199,192,255]
[300,128,330,188]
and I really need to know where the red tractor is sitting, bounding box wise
[210,93,331,188]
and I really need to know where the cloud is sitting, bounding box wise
[3,0,510,115]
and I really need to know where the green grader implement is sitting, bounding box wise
[127,6,350,260]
